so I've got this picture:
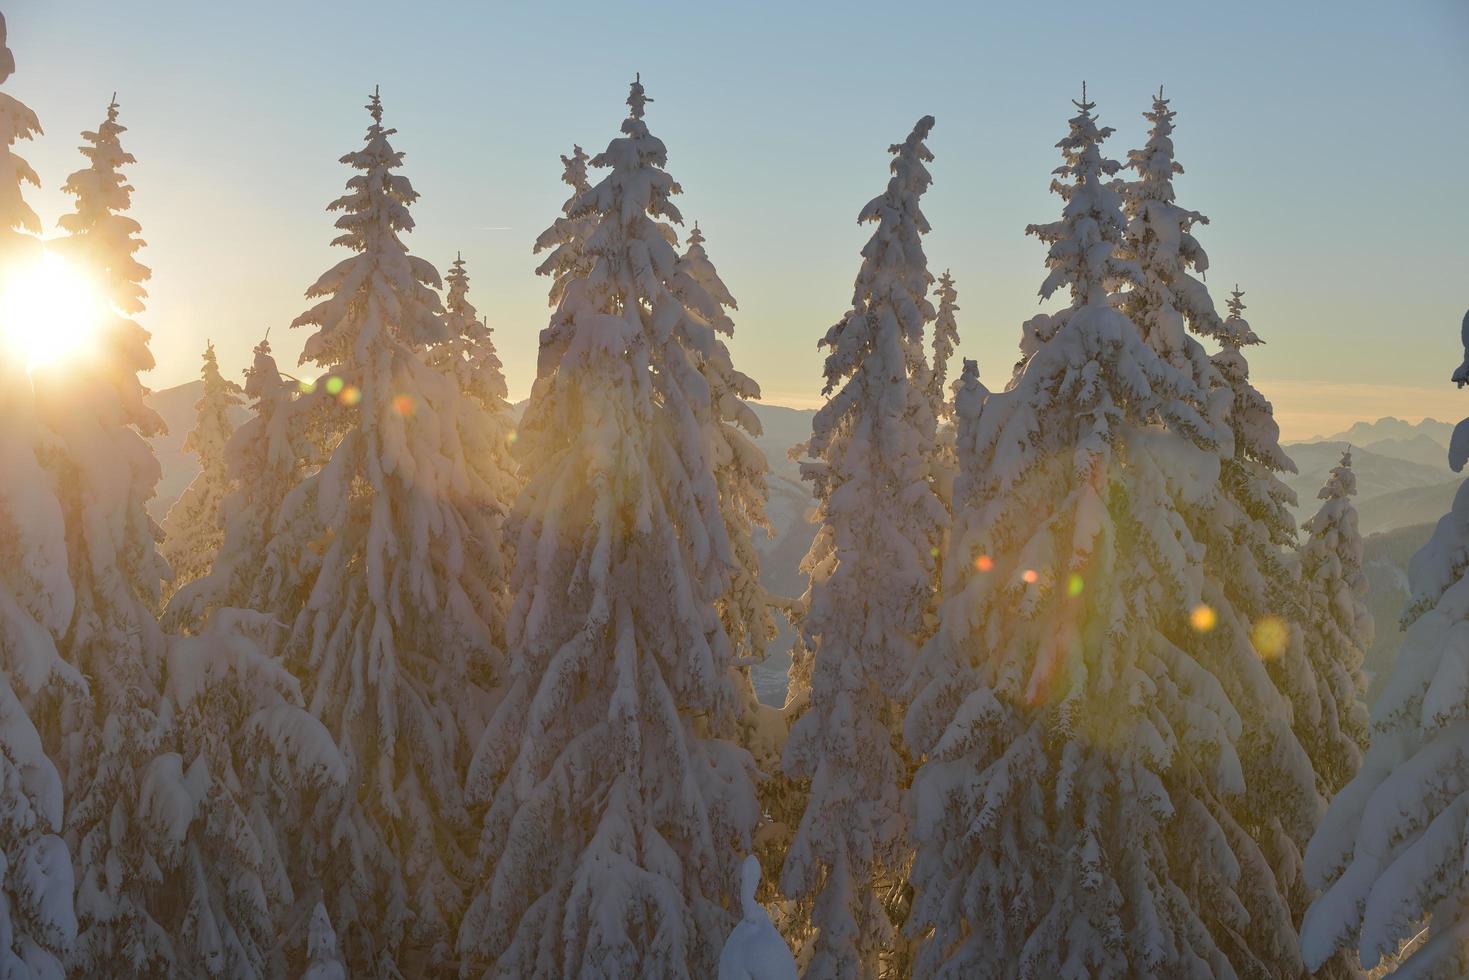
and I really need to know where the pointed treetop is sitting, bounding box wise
[1074,79,1093,113]
[1319,447,1358,500]
[368,84,383,125]
[688,219,704,247]
[445,251,473,316]
[1217,284,1262,349]
[627,72,652,120]
[901,113,936,149]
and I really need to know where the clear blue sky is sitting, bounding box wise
[7,0,1467,438]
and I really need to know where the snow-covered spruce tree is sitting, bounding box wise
[255,88,511,974]
[0,321,79,976]
[0,16,82,974]
[162,336,320,634]
[948,358,990,514]
[1293,450,1371,796]
[458,76,760,977]
[1209,287,1299,602]
[1299,332,1469,977]
[0,11,42,258]
[160,341,242,603]
[532,144,595,308]
[1116,88,1225,375]
[671,221,783,671]
[927,270,960,422]
[778,114,945,979]
[928,271,962,515]
[671,220,791,904]
[32,95,176,976]
[149,610,348,978]
[35,95,339,980]
[1120,93,1319,974]
[431,253,515,429]
[905,89,1306,978]
[428,253,518,611]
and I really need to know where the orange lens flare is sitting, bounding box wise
[1251,615,1289,660]
[1189,604,1218,632]
[973,555,994,573]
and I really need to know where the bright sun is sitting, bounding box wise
[0,250,107,371]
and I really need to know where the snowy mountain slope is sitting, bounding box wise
[1350,433,1453,469]
[1353,479,1463,536]
[145,378,251,519]
[1283,440,1456,530]
[745,403,816,485]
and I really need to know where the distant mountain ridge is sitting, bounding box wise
[1284,416,1459,536]
[1301,416,1455,450]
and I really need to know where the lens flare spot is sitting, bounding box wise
[506,429,519,445]
[339,384,362,407]
[1252,615,1289,660]
[973,555,994,573]
[1067,573,1084,597]
[392,394,416,416]
[1020,569,1039,585]
[1190,604,1218,633]
[324,376,344,395]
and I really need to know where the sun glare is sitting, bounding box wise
[1,250,106,371]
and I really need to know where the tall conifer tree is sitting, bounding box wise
[779,115,945,979]
[161,341,242,602]
[1122,96,1319,972]
[906,89,1304,977]
[233,89,510,973]
[458,77,760,977]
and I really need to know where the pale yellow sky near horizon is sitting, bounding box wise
[1248,379,1467,443]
